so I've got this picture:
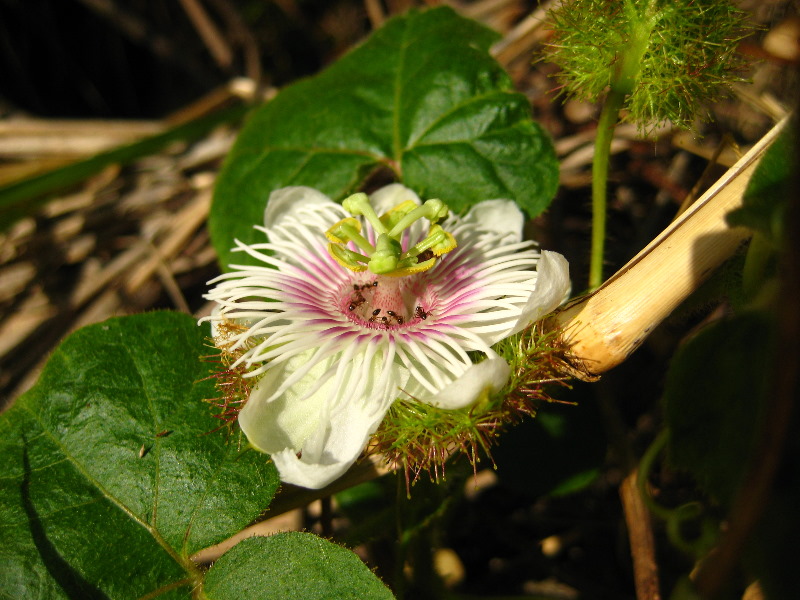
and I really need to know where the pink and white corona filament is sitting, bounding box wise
[202,184,570,489]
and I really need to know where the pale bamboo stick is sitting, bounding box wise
[549,117,788,380]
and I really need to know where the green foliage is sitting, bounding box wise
[546,0,750,130]
[204,533,395,600]
[0,313,397,598]
[660,120,796,597]
[723,120,797,599]
[0,312,280,599]
[211,6,558,268]
[663,313,773,507]
[728,121,795,247]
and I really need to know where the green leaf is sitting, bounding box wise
[210,6,558,268]
[0,312,279,599]
[727,121,795,245]
[204,533,395,600]
[663,313,774,507]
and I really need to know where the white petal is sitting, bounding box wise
[462,199,524,242]
[418,353,510,409]
[270,447,361,490]
[368,183,421,215]
[237,351,336,454]
[510,250,571,335]
[238,342,409,489]
[269,393,379,488]
[263,186,334,230]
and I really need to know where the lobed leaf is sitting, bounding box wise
[210,6,558,268]
[0,312,280,599]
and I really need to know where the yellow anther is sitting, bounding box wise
[325,218,375,255]
[327,244,369,272]
[382,257,437,277]
[379,200,419,233]
[325,218,362,244]
[428,225,457,256]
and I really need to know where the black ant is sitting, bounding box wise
[348,291,365,312]
[414,306,429,320]
[417,249,434,262]
[348,281,379,312]
[386,310,404,325]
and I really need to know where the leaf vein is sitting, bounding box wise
[405,91,522,149]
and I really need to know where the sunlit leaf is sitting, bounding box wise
[0,312,279,599]
[210,6,558,268]
[204,533,395,600]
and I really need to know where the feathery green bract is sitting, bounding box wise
[369,323,573,487]
[546,0,750,130]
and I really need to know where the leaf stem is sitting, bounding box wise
[589,88,625,290]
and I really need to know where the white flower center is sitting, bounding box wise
[337,274,432,329]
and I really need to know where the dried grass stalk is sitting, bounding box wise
[548,117,788,379]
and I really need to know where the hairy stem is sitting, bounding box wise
[589,89,625,290]
[589,0,657,290]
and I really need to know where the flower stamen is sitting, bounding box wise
[342,192,388,235]
[386,199,448,238]
[325,217,376,254]
[328,193,457,277]
[405,224,456,258]
[327,244,370,271]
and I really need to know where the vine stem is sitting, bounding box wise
[589,89,626,290]
[588,0,656,290]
